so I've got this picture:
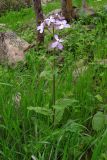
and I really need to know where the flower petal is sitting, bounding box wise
[37,22,45,33]
[59,39,64,43]
[54,34,59,41]
[57,43,63,50]
[40,28,44,33]
[62,20,67,25]
[65,24,70,28]
[37,26,41,30]
[45,16,55,26]
[51,41,58,48]
[58,25,64,30]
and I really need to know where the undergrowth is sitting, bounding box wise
[0,1,107,160]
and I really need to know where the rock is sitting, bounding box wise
[103,5,107,12]
[0,23,6,31]
[0,32,30,65]
[46,7,79,20]
[42,0,53,5]
[46,9,61,18]
[83,24,96,31]
[72,58,107,83]
[95,59,107,65]
[72,66,88,83]
[72,58,88,83]
[0,24,6,28]
[79,5,95,17]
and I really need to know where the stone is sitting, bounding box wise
[103,5,107,12]
[46,9,61,17]
[79,4,95,17]
[95,59,107,65]
[72,66,88,83]
[0,24,6,28]
[42,0,53,5]
[72,58,107,83]
[0,32,30,65]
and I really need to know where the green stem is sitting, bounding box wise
[52,51,56,125]
[52,25,56,125]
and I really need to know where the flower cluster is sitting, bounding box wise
[50,35,64,50]
[37,14,70,50]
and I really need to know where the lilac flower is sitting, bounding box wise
[51,35,64,50]
[45,16,55,26]
[37,22,45,33]
[55,20,70,30]
[37,14,70,34]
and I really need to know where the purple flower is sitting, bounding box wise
[55,20,70,30]
[50,35,64,50]
[45,16,55,26]
[37,22,45,33]
[37,14,70,34]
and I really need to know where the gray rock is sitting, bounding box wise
[0,23,6,28]
[103,5,107,12]
[95,59,107,65]
[42,0,53,5]
[72,66,88,83]
[0,32,30,65]
[46,9,62,18]
[72,58,107,83]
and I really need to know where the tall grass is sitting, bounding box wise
[0,1,107,159]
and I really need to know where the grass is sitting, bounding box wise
[0,0,107,160]
[0,0,107,31]
[0,0,61,31]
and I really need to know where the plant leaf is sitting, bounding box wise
[92,111,105,132]
[95,94,103,103]
[28,106,52,116]
[52,98,78,125]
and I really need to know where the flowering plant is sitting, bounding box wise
[37,14,70,50]
[37,14,70,125]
